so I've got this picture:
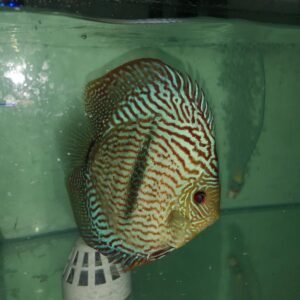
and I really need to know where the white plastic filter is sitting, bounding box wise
[62,238,131,300]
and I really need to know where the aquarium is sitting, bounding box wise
[0,1,300,300]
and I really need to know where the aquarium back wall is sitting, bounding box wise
[0,2,300,300]
[0,12,300,241]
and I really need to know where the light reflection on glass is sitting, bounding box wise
[4,62,26,85]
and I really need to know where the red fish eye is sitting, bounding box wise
[193,191,206,204]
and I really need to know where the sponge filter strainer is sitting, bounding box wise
[62,238,131,300]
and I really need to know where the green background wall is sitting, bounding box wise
[0,12,299,300]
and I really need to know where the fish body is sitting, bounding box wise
[67,58,220,270]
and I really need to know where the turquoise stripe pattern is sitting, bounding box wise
[67,58,220,270]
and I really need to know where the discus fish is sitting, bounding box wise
[67,58,220,270]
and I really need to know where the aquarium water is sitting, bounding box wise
[0,11,300,300]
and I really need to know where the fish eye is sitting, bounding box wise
[193,190,206,204]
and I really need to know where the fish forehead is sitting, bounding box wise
[111,74,201,125]
[105,61,216,163]
[85,58,215,138]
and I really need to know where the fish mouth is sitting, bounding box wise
[206,213,219,226]
[207,205,220,225]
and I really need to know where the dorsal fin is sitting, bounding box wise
[85,58,214,137]
[194,83,214,132]
[85,58,163,138]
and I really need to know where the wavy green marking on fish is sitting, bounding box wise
[67,58,220,270]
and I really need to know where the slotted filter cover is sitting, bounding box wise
[62,238,131,300]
